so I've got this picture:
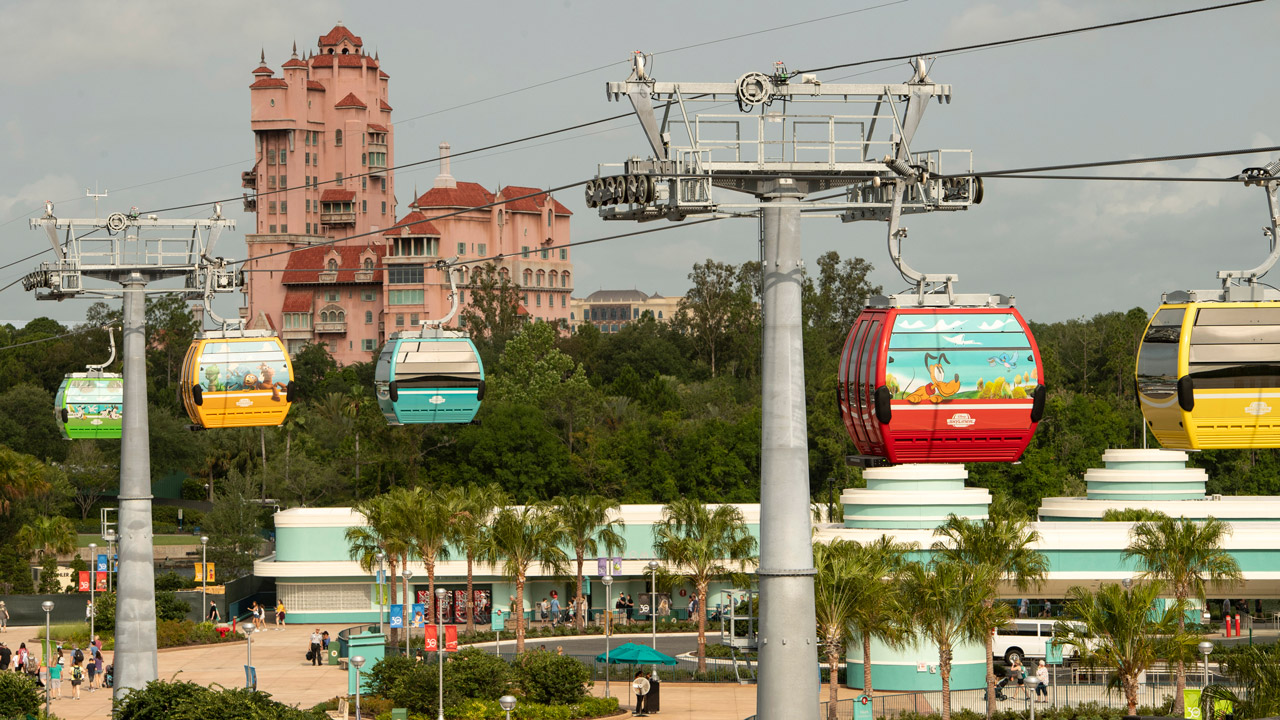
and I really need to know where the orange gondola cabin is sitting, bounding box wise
[179,332,295,429]
[838,307,1046,464]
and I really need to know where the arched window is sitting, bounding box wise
[321,311,330,323]
[562,272,570,288]
[365,310,373,324]
[337,311,345,322]
[523,269,533,286]
[327,258,338,271]
[536,270,545,287]
[363,257,374,269]
[499,267,510,283]
[658,311,663,319]
[335,129,343,147]
[549,270,558,287]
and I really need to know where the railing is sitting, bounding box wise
[321,212,356,225]
[314,320,347,334]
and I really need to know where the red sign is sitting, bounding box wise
[78,571,108,592]
[424,625,459,652]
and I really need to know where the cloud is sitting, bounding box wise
[942,1,1100,46]
[0,174,81,228]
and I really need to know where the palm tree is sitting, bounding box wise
[486,506,568,652]
[346,491,415,645]
[550,494,626,631]
[0,446,49,516]
[446,483,508,634]
[653,499,757,672]
[1055,581,1197,715]
[814,540,876,718]
[1201,643,1280,720]
[900,559,997,720]
[407,487,460,624]
[846,535,914,698]
[1124,515,1243,714]
[17,515,77,559]
[933,511,1048,718]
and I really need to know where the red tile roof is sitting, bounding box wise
[318,25,362,48]
[310,54,378,69]
[498,186,573,215]
[282,57,308,69]
[335,92,367,109]
[307,80,325,91]
[385,211,442,237]
[282,289,313,313]
[379,70,390,79]
[282,244,385,284]
[320,189,356,202]
[250,78,288,89]
[379,98,393,112]
[413,182,495,210]
[367,123,389,132]
[252,65,274,76]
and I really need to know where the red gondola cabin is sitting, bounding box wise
[838,307,1046,464]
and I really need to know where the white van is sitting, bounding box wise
[991,619,1084,665]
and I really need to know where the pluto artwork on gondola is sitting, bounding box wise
[376,258,485,425]
[1137,162,1280,449]
[838,178,1046,465]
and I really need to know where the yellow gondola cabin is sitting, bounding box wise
[179,332,295,429]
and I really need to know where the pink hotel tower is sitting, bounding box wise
[242,23,573,364]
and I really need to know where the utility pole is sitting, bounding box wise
[25,204,235,697]
[592,54,975,720]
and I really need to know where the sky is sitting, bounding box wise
[1,0,1277,328]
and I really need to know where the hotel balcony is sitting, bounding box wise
[314,320,347,334]
[321,212,356,226]
[282,329,312,341]
[368,144,387,175]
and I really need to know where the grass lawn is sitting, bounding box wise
[77,534,200,547]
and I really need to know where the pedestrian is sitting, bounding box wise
[309,628,323,667]
[256,602,266,627]
[0,642,9,672]
[0,601,8,630]
[632,669,651,716]
[16,643,29,672]
[1223,598,1232,618]
[616,592,627,625]
[71,657,83,700]
[549,592,561,628]
[321,631,331,652]
[208,600,220,622]
[1042,599,1053,618]
[1009,657,1027,700]
[1035,660,1049,702]
[48,657,62,699]
[275,600,286,629]
[626,594,635,624]
[688,594,699,620]
[1018,598,1029,617]
[86,648,97,690]
[93,645,104,689]
[85,600,94,624]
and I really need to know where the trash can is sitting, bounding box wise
[390,709,409,720]
[646,675,660,714]
[327,648,339,666]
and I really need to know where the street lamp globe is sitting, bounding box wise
[404,569,414,580]
[351,655,365,669]
[41,601,54,612]
[200,535,209,546]
[647,560,659,571]
[1199,641,1214,656]
[602,574,613,588]
[499,695,517,711]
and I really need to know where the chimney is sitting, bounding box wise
[434,141,456,189]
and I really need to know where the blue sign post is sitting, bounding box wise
[96,555,108,573]
[389,604,404,629]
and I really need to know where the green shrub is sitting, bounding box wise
[446,647,511,701]
[114,679,328,720]
[365,655,417,699]
[155,571,199,591]
[0,671,41,718]
[389,665,456,715]
[512,651,590,706]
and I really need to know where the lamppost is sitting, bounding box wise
[646,560,659,650]
[435,587,447,720]
[499,694,517,720]
[200,536,209,620]
[375,552,385,635]
[1199,640,1214,688]
[602,574,613,699]
[403,569,414,657]
[103,530,116,593]
[351,655,365,720]
[88,542,97,642]
[42,600,53,717]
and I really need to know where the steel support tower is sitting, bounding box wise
[591,55,978,720]
[25,206,235,698]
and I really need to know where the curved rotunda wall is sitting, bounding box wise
[841,464,990,690]
[843,464,992,530]
[1084,449,1206,501]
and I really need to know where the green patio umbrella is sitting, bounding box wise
[596,641,679,665]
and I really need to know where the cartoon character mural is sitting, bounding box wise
[906,353,961,404]
[884,313,1039,403]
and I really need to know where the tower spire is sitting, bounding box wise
[259,48,265,64]
[291,41,298,58]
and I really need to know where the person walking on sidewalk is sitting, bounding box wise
[309,628,323,667]
[0,601,8,630]
[208,600,220,622]
[48,658,62,699]
[0,642,10,672]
